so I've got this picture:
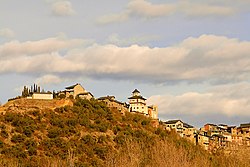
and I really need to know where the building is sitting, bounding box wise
[148,105,158,119]
[31,92,53,100]
[196,131,210,150]
[58,83,94,100]
[204,123,218,131]
[238,123,250,146]
[128,89,148,115]
[183,123,196,143]
[98,95,128,114]
[164,120,184,137]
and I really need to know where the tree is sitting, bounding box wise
[21,86,29,97]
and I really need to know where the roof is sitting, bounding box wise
[183,123,194,128]
[98,96,115,101]
[128,95,147,100]
[204,123,217,126]
[32,92,52,95]
[65,83,80,89]
[212,134,226,138]
[78,92,94,97]
[132,89,140,93]
[165,120,183,124]
[98,96,124,105]
[240,123,250,128]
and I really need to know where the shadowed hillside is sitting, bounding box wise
[0,98,249,167]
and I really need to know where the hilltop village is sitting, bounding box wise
[7,83,250,152]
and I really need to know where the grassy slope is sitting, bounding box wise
[0,98,249,167]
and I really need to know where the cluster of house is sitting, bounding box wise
[21,83,158,120]
[163,120,250,151]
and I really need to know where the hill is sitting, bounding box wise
[0,98,249,167]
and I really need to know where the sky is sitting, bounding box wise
[0,0,250,127]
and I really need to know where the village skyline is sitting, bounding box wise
[1,0,250,127]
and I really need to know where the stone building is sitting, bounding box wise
[58,83,94,100]
[97,95,128,114]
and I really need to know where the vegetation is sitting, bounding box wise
[0,98,249,167]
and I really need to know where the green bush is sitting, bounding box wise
[47,127,61,138]
[1,129,9,138]
[81,135,96,146]
[11,134,26,143]
[94,146,108,160]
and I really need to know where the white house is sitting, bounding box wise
[31,92,53,100]
[128,89,148,115]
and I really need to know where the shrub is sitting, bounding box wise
[79,117,91,127]
[47,128,61,138]
[2,145,27,159]
[23,126,33,137]
[113,125,122,135]
[0,140,3,148]
[94,146,108,160]
[114,134,126,145]
[98,135,107,144]
[1,129,9,138]
[11,134,26,143]
[28,146,37,156]
[81,135,96,146]
[95,122,109,132]
[66,118,78,127]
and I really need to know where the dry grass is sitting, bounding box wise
[104,139,250,167]
[1,140,250,167]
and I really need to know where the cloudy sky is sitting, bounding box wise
[1,0,250,127]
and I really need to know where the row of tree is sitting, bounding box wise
[21,84,46,97]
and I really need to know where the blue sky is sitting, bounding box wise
[1,0,250,127]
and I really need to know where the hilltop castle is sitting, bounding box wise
[15,83,159,120]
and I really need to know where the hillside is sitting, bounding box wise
[0,98,249,167]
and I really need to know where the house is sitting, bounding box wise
[128,89,158,120]
[98,95,128,114]
[183,123,196,143]
[196,131,210,150]
[164,120,184,137]
[58,83,94,100]
[238,123,250,146]
[78,92,94,100]
[128,89,148,115]
[31,92,53,100]
[210,134,227,149]
[204,123,218,131]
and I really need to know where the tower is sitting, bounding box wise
[128,89,148,115]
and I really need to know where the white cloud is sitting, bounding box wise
[97,11,130,24]
[35,74,62,84]
[97,0,240,24]
[179,2,234,17]
[106,33,159,46]
[0,34,250,85]
[147,82,250,119]
[51,1,75,16]
[128,0,176,18]
[0,28,15,38]
[0,35,85,58]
